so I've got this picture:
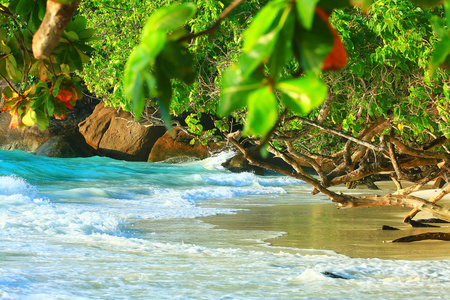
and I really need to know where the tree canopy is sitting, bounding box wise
[3,0,450,227]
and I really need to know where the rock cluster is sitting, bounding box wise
[0,100,220,163]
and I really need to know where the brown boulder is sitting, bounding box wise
[78,103,116,149]
[148,127,213,162]
[78,103,166,161]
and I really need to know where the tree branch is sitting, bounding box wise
[335,194,450,222]
[293,116,384,151]
[387,136,450,163]
[178,0,246,43]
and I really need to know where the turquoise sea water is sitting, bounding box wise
[1,149,450,299]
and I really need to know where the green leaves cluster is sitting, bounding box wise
[0,1,95,129]
[217,0,338,137]
[325,0,449,146]
[122,0,360,140]
[429,1,450,71]
[123,2,197,129]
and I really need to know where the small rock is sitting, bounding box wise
[382,225,400,230]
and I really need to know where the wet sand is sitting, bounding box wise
[202,201,450,260]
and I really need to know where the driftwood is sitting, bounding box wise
[226,111,450,225]
[391,232,450,243]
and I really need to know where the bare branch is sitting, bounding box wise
[293,116,384,151]
[179,0,246,43]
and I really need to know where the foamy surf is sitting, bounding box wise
[1,150,450,299]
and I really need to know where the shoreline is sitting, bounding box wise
[201,189,450,260]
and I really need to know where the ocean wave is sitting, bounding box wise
[151,185,287,203]
[201,172,304,187]
[0,175,38,198]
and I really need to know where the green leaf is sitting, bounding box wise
[29,60,41,76]
[35,109,50,130]
[52,76,64,97]
[143,2,197,35]
[429,33,450,72]
[37,0,45,20]
[317,0,351,10]
[35,109,49,130]
[243,1,284,53]
[123,30,164,119]
[155,41,196,83]
[125,47,151,75]
[0,40,11,54]
[431,15,447,39]
[5,55,22,82]
[142,69,157,99]
[128,70,145,119]
[244,86,279,137]
[140,30,166,63]
[56,45,70,65]
[296,0,319,30]
[69,46,83,71]
[154,63,174,131]
[63,31,79,43]
[267,11,294,78]
[16,0,33,16]
[1,86,17,100]
[239,5,295,78]
[28,3,41,32]
[32,92,49,109]
[218,65,265,116]
[277,74,328,115]
[66,16,88,33]
[78,28,96,40]
[46,97,55,116]
[240,28,280,78]
[0,28,7,41]
[295,12,334,74]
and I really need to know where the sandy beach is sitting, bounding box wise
[202,184,450,260]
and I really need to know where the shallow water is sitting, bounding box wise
[1,149,450,299]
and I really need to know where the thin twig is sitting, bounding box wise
[178,0,246,43]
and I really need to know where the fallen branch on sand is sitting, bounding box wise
[390,232,450,243]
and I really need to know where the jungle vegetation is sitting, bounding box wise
[3,0,450,229]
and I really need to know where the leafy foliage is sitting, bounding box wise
[77,0,259,128]
[324,0,447,145]
[123,0,348,138]
[0,0,95,129]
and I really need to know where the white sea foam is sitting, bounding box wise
[0,175,37,197]
[151,184,286,203]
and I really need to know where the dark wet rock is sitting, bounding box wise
[382,225,400,230]
[322,271,349,279]
[221,152,265,175]
[415,218,450,224]
[35,133,96,158]
[221,148,299,175]
[408,220,440,228]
